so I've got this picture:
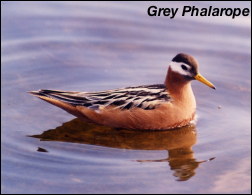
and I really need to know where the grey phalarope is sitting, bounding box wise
[29,53,215,130]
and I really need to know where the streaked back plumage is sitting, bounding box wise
[30,84,171,112]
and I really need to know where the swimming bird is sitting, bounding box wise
[29,53,215,130]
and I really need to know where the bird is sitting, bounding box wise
[29,53,215,130]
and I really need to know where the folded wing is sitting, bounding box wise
[30,84,171,111]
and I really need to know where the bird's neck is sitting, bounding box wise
[165,66,192,96]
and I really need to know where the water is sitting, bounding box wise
[1,1,251,194]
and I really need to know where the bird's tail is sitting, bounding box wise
[28,89,90,122]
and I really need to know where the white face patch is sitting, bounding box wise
[169,61,191,76]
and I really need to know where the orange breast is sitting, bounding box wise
[76,87,196,130]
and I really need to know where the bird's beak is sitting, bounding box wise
[194,73,216,89]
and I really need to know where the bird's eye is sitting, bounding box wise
[181,65,188,71]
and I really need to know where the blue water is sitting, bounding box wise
[1,1,251,194]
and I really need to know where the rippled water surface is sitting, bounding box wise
[2,1,251,194]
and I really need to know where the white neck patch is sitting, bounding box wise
[169,61,191,76]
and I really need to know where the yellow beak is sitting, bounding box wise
[194,73,215,89]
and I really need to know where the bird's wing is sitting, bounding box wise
[30,84,171,111]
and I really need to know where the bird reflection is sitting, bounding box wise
[30,118,214,181]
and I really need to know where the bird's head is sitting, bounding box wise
[169,53,215,89]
